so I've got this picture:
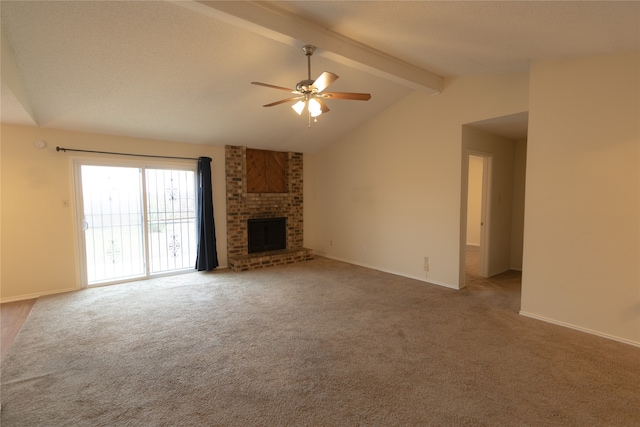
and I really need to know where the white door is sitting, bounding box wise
[464,152,492,280]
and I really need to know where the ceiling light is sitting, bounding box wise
[291,100,306,115]
[308,98,323,117]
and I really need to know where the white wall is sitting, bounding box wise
[0,125,227,302]
[311,72,529,289]
[466,156,483,246]
[521,52,640,345]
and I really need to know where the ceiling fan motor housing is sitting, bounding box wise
[296,79,316,94]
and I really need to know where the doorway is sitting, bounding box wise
[460,112,529,289]
[466,153,491,280]
[75,161,198,286]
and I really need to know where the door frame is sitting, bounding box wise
[72,156,197,288]
[477,153,492,278]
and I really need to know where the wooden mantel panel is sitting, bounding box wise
[247,148,287,193]
[266,151,287,193]
[246,148,267,193]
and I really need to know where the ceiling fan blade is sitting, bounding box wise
[316,98,330,114]
[263,97,303,107]
[311,72,338,92]
[251,82,297,93]
[322,92,372,101]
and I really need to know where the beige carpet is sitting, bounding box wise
[1,257,638,426]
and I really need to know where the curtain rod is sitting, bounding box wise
[56,146,200,161]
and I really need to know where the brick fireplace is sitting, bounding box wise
[225,145,313,271]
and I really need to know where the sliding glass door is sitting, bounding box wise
[76,162,197,286]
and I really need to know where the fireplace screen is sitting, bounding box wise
[248,217,287,254]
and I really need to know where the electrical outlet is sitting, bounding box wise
[424,256,429,271]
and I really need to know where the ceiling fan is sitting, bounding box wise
[251,45,371,127]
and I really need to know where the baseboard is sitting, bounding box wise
[1,287,79,304]
[1,266,235,303]
[319,254,459,290]
[519,311,640,348]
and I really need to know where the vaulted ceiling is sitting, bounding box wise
[1,1,638,153]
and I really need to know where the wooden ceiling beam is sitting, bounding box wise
[174,0,443,94]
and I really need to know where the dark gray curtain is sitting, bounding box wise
[196,157,219,271]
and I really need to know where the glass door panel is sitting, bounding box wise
[146,169,197,273]
[80,165,145,284]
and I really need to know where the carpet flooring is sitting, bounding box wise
[1,257,638,426]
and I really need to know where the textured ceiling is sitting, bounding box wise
[1,1,638,153]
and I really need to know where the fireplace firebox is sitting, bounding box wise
[248,217,287,254]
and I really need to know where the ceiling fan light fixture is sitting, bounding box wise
[292,100,306,115]
[308,98,323,117]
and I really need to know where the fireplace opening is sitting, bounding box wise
[248,217,287,254]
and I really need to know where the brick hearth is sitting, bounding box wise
[225,145,313,271]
